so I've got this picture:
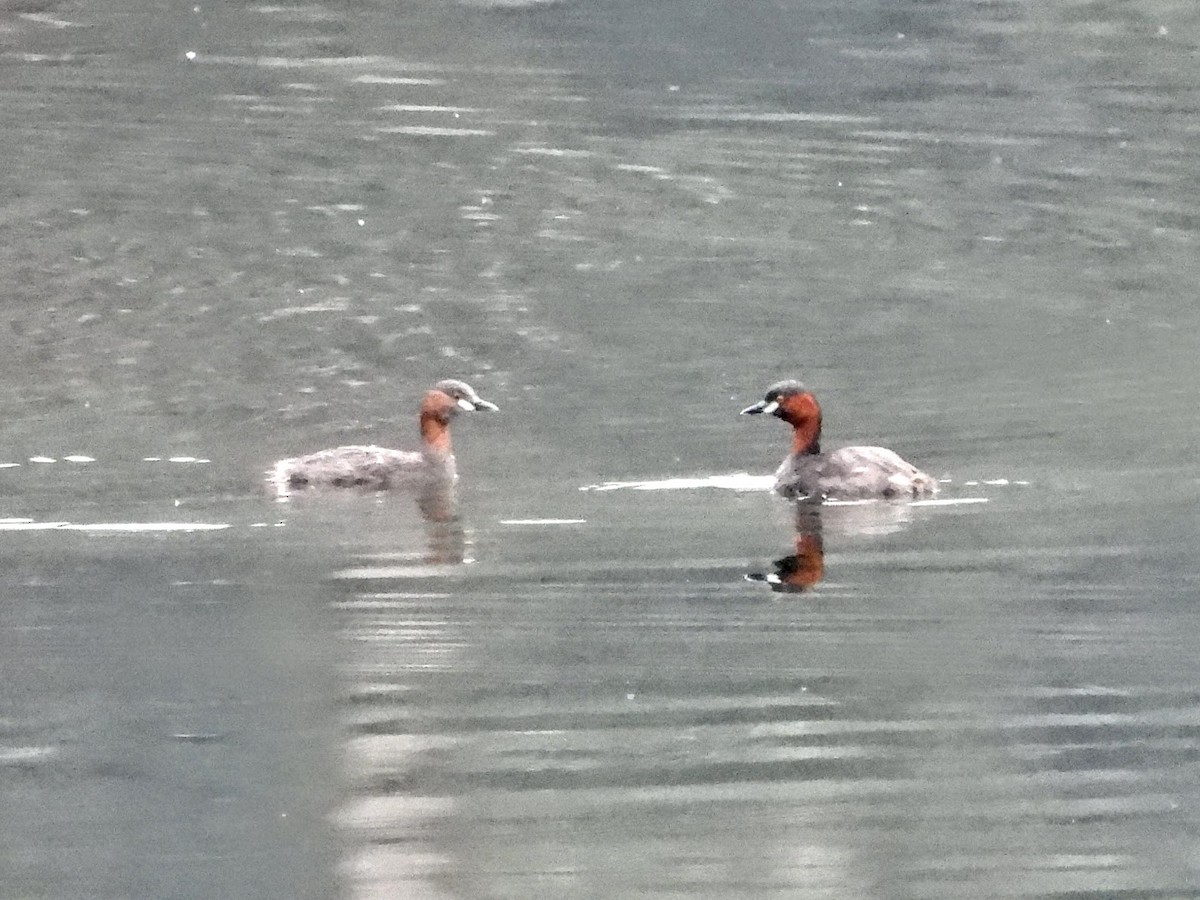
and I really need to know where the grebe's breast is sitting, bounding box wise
[271,444,455,495]
[777,445,938,501]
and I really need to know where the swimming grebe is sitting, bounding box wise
[740,380,938,501]
[270,379,498,497]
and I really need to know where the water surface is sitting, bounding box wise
[2,0,1199,897]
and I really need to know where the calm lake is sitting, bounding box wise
[2,0,1199,897]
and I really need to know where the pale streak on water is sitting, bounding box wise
[2,0,1200,898]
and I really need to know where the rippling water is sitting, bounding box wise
[2,0,1199,897]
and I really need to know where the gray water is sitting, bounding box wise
[2,0,1199,897]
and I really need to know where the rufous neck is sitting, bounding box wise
[791,421,820,455]
[780,393,822,455]
[792,415,820,458]
[420,411,453,457]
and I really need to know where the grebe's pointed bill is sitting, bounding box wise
[432,379,499,412]
[740,399,779,416]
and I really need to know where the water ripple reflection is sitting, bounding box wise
[332,485,1200,897]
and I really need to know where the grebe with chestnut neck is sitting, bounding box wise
[741,380,937,501]
[269,378,498,498]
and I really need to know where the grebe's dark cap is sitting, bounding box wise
[762,380,807,401]
[433,379,499,412]
[740,379,807,416]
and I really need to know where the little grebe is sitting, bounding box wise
[270,378,498,498]
[741,380,937,501]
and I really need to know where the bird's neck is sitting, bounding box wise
[420,413,453,457]
[790,416,821,455]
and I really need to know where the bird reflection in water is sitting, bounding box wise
[746,507,826,593]
[416,482,470,565]
[746,501,918,594]
[275,483,475,568]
